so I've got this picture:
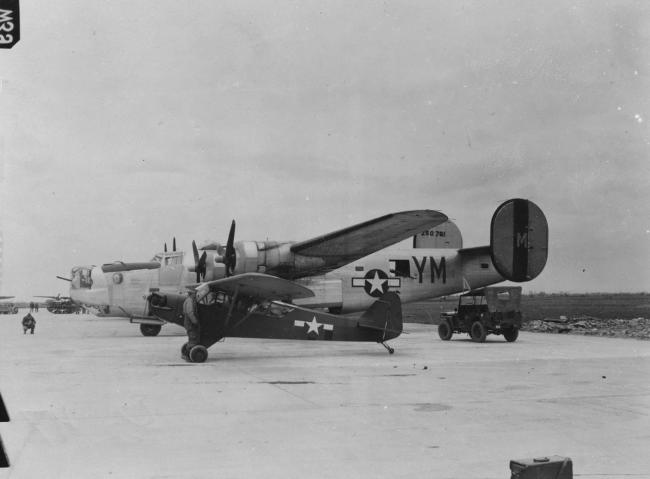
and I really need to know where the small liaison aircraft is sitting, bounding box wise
[147,273,403,362]
[64,198,548,341]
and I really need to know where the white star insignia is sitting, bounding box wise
[305,316,322,335]
[366,271,386,294]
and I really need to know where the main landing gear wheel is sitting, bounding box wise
[189,345,208,363]
[181,342,191,361]
[140,324,162,337]
[438,320,453,341]
[470,321,487,343]
[503,327,519,342]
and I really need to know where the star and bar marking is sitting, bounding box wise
[352,269,400,297]
[294,316,334,339]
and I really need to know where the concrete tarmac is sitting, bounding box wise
[0,313,648,479]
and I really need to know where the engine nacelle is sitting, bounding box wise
[231,241,292,274]
[232,241,326,278]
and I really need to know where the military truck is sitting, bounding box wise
[0,302,19,314]
[438,286,522,342]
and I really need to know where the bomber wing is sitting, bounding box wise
[197,273,315,302]
[290,210,447,273]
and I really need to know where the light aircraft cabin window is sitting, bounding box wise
[199,292,217,305]
[214,292,229,307]
[267,302,293,318]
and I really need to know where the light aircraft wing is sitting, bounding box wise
[290,210,448,272]
[197,273,315,301]
[0,296,14,300]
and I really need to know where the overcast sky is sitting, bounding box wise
[1,0,649,298]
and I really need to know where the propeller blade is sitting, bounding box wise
[192,241,207,282]
[192,240,201,282]
[199,251,207,280]
[225,220,236,277]
[173,237,176,252]
[164,242,167,253]
[56,276,72,282]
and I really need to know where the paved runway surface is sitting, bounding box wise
[1,312,649,478]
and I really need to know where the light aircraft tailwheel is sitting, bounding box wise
[381,342,395,354]
[140,324,162,337]
[189,345,208,363]
[438,320,453,341]
[470,321,487,343]
[503,327,519,342]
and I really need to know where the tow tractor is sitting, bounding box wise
[438,286,522,342]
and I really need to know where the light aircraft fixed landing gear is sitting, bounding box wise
[381,342,395,354]
[181,342,208,363]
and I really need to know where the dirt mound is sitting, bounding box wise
[522,316,650,339]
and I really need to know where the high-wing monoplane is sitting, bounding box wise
[64,198,548,340]
[147,273,403,362]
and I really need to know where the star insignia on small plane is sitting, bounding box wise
[293,317,334,339]
[305,316,322,335]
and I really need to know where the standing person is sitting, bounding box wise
[34,302,39,312]
[22,312,36,334]
[182,290,201,359]
[29,302,34,313]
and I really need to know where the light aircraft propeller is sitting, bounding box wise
[224,220,236,277]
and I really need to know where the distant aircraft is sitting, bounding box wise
[64,198,548,338]
[148,273,403,361]
[35,295,82,314]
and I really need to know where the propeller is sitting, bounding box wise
[173,237,176,252]
[224,220,236,277]
[164,242,167,253]
[56,276,72,282]
[192,240,207,282]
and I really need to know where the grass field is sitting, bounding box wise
[402,293,650,324]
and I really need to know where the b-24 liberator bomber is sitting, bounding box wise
[63,198,548,336]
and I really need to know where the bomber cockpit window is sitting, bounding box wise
[71,267,93,289]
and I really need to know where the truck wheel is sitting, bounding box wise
[140,324,162,337]
[189,345,208,363]
[503,327,519,342]
[438,320,453,341]
[470,321,487,343]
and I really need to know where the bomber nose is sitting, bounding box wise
[69,266,109,309]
